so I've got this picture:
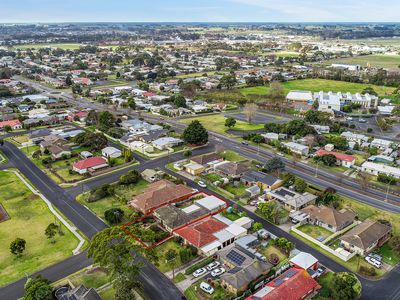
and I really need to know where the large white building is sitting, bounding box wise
[315,91,341,113]
[361,161,400,179]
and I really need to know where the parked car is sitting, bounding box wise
[359,118,367,123]
[211,267,226,277]
[368,253,382,262]
[346,117,353,121]
[315,266,326,277]
[206,261,221,271]
[365,256,382,268]
[197,181,207,188]
[200,282,214,294]
[249,200,258,206]
[192,268,207,278]
[241,141,249,146]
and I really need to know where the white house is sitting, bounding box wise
[370,138,394,150]
[341,131,369,145]
[129,141,154,153]
[283,142,309,156]
[361,161,400,179]
[101,146,122,159]
[315,91,341,113]
[152,137,183,150]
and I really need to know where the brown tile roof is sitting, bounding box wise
[215,161,249,176]
[340,220,391,250]
[301,205,356,228]
[129,180,194,213]
[191,152,222,165]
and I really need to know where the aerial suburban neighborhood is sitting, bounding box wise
[1,3,400,300]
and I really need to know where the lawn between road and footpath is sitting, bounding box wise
[0,170,81,286]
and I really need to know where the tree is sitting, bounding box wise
[315,154,337,167]
[263,157,285,174]
[88,228,142,299]
[252,222,263,232]
[331,272,361,300]
[10,238,26,256]
[274,237,295,255]
[172,94,187,108]
[183,150,192,157]
[98,111,115,131]
[182,120,208,145]
[220,74,237,89]
[362,86,378,96]
[225,117,236,129]
[357,172,371,190]
[258,201,280,224]
[267,81,285,110]
[22,275,52,300]
[282,172,296,187]
[4,125,12,132]
[86,110,98,126]
[65,75,72,86]
[389,236,400,254]
[294,177,307,193]
[104,208,125,225]
[45,223,58,242]
[244,103,257,124]
[119,170,141,185]
[127,97,136,110]
[165,249,178,279]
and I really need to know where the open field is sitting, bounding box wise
[324,54,400,69]
[0,171,78,286]
[240,79,395,97]
[180,114,264,135]
[13,43,83,50]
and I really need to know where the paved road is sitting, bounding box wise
[0,142,183,300]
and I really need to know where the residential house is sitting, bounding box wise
[267,187,317,211]
[241,170,283,191]
[72,156,108,174]
[129,141,154,153]
[370,138,394,150]
[190,153,223,168]
[175,216,247,256]
[214,161,249,178]
[129,180,194,214]
[340,220,391,255]
[67,111,88,122]
[47,144,72,160]
[289,252,319,271]
[152,137,183,150]
[28,128,52,144]
[218,245,273,295]
[315,149,356,168]
[184,162,206,175]
[283,142,309,156]
[341,131,369,145]
[141,169,164,183]
[301,205,356,233]
[361,161,400,179]
[101,146,122,159]
[246,268,321,300]
[55,285,102,300]
[0,119,22,130]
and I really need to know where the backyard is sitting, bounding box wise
[77,179,149,223]
[0,170,79,286]
[297,224,333,241]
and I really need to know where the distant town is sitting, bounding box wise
[0,22,400,300]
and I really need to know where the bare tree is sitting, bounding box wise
[357,172,371,190]
[244,103,257,124]
[268,81,285,111]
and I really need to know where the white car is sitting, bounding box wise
[192,268,207,278]
[365,256,382,268]
[198,181,207,188]
[200,282,214,294]
[211,267,226,277]
[206,261,221,271]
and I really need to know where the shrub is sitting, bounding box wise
[359,265,376,276]
[119,170,141,185]
[104,208,124,225]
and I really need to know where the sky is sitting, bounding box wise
[1,0,400,23]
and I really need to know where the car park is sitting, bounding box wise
[206,261,221,271]
[211,267,226,277]
[192,268,207,278]
[365,256,382,268]
[197,181,207,188]
[200,282,214,294]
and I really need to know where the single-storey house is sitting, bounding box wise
[361,161,400,179]
[214,161,249,178]
[101,146,122,159]
[184,162,206,176]
[0,119,23,130]
[289,252,318,271]
[283,142,309,156]
[267,187,317,211]
[152,137,183,150]
[340,219,392,256]
[315,149,356,168]
[72,156,108,174]
[241,170,283,191]
[301,205,356,233]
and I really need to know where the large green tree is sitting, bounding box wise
[22,275,52,300]
[98,111,116,131]
[10,238,26,256]
[225,117,236,129]
[88,228,142,299]
[182,120,208,145]
[331,272,362,300]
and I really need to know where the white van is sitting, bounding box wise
[200,282,214,294]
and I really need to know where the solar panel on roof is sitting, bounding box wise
[226,250,246,266]
[285,268,299,278]
[272,269,299,287]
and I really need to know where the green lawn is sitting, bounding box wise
[258,243,287,263]
[98,286,115,300]
[156,239,197,273]
[297,224,333,240]
[0,171,78,286]
[77,180,149,223]
[70,268,110,289]
[173,272,186,283]
[180,114,264,135]
[220,150,248,162]
[184,282,233,300]
[376,242,400,266]
[324,54,400,69]
[224,182,249,197]
[315,272,335,300]
[239,79,395,97]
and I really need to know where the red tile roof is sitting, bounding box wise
[0,119,22,128]
[73,156,107,170]
[175,217,228,247]
[246,268,320,300]
[143,92,156,97]
[315,149,356,163]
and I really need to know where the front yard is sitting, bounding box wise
[184,281,234,300]
[297,224,333,241]
[0,171,79,286]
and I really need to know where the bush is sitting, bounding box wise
[359,265,377,276]
[104,208,124,225]
[119,170,141,185]
[87,188,107,202]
